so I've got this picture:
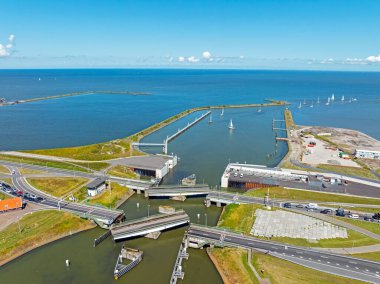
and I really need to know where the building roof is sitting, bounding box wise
[87,178,106,189]
[116,155,173,171]
[356,148,380,154]
[0,197,23,211]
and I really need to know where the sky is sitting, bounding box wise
[0,0,380,70]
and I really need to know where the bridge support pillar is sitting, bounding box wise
[145,231,161,240]
[171,195,186,202]
[137,189,142,195]
[205,199,211,207]
[144,190,148,198]
[216,202,222,207]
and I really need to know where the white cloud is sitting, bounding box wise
[187,56,199,63]
[366,55,380,63]
[0,34,15,57]
[178,56,185,62]
[202,51,211,59]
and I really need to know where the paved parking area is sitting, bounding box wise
[302,137,360,167]
[251,209,348,241]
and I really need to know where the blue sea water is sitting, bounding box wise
[0,69,379,151]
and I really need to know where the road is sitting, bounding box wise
[3,166,124,225]
[188,225,380,283]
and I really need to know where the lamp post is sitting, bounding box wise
[147,204,150,217]
[204,213,208,227]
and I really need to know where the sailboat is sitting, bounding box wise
[257,107,262,113]
[298,102,302,109]
[348,97,352,103]
[317,97,320,104]
[303,99,306,105]
[208,114,213,123]
[228,119,235,130]
[331,93,335,102]
[326,97,330,105]
[341,95,345,102]
[220,108,224,116]
[310,101,314,108]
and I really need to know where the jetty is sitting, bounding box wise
[111,210,190,241]
[132,111,211,154]
[169,235,189,284]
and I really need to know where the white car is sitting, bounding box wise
[348,214,359,219]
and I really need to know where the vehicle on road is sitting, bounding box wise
[36,197,44,202]
[29,194,37,201]
[306,203,318,210]
[364,216,373,222]
[16,190,23,196]
[295,204,304,208]
[373,213,380,222]
[336,207,345,216]
[348,213,359,219]
[283,203,292,208]
[320,209,332,214]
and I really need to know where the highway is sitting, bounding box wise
[6,166,124,226]
[188,225,380,283]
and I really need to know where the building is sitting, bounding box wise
[221,163,308,190]
[0,197,23,213]
[354,149,380,160]
[116,155,177,179]
[87,178,107,197]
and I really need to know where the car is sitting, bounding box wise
[24,192,31,199]
[239,173,243,178]
[5,188,12,194]
[16,190,23,196]
[306,203,319,210]
[348,213,359,219]
[29,194,37,201]
[364,216,373,222]
[12,170,16,175]
[320,209,332,214]
[36,197,44,202]
[283,203,292,208]
[307,208,314,212]
[372,213,380,220]
[234,173,238,177]
[296,204,304,208]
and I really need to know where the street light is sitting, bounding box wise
[147,204,150,217]
[204,213,208,227]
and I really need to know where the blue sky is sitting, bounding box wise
[1,0,380,70]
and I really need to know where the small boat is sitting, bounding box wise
[208,114,213,123]
[257,107,262,113]
[38,77,41,81]
[331,93,335,101]
[181,174,196,186]
[220,108,224,116]
[326,97,330,105]
[303,99,306,105]
[352,98,357,102]
[298,102,302,109]
[228,119,235,130]
[341,95,345,102]
[310,101,314,108]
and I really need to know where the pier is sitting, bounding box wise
[169,236,189,284]
[272,118,287,131]
[133,111,211,154]
[111,210,190,241]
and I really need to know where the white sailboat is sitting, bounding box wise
[298,102,302,109]
[303,99,306,105]
[310,100,314,108]
[257,107,262,113]
[341,95,345,102]
[228,119,235,130]
[220,108,224,116]
[208,114,213,123]
[331,93,335,102]
[326,97,330,105]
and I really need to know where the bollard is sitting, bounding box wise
[65,259,70,267]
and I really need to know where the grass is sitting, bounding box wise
[0,210,94,266]
[252,251,365,284]
[0,165,10,174]
[218,203,264,234]
[107,165,139,179]
[71,161,110,171]
[88,182,133,208]
[19,168,48,175]
[244,187,380,206]
[0,178,13,185]
[334,217,380,236]
[209,248,259,284]
[317,164,378,180]
[0,192,11,200]
[353,252,380,262]
[342,207,380,214]
[27,177,88,198]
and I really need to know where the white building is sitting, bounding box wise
[355,149,380,160]
[87,178,107,197]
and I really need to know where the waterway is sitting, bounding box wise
[0,69,379,283]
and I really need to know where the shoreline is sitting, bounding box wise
[0,216,96,267]
[206,248,232,284]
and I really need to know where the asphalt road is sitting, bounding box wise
[188,225,380,283]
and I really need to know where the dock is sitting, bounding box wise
[111,210,190,241]
[133,111,211,154]
[169,235,189,284]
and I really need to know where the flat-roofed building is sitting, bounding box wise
[87,178,107,197]
[355,148,380,160]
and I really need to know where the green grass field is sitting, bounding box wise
[27,177,88,198]
[107,165,139,179]
[0,165,10,174]
[334,217,380,236]
[0,210,94,266]
[244,187,380,205]
[88,182,133,208]
[317,164,378,180]
[353,251,380,262]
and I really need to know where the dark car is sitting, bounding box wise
[296,204,304,208]
[283,203,292,208]
[320,209,332,214]
[24,192,31,199]
[364,216,373,222]
[36,197,44,203]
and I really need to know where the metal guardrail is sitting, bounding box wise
[93,230,111,247]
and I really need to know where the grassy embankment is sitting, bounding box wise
[218,202,379,248]
[23,100,288,161]
[107,165,139,179]
[0,154,109,172]
[87,182,134,208]
[0,165,10,174]
[209,247,365,284]
[353,251,380,262]
[27,177,88,198]
[341,207,380,214]
[334,217,380,236]
[0,210,95,266]
[245,186,380,205]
